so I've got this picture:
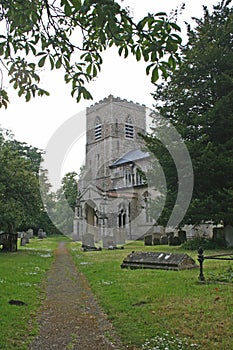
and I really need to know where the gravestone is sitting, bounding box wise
[82,233,102,251]
[144,234,152,246]
[121,251,198,271]
[21,231,30,243]
[153,237,160,245]
[103,235,117,249]
[168,235,181,246]
[114,228,126,245]
[160,235,168,245]
[224,225,233,248]
[82,233,95,247]
[178,230,187,243]
[20,237,27,246]
[26,229,34,238]
[38,228,44,239]
[213,227,226,246]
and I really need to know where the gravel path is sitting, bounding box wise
[29,242,121,350]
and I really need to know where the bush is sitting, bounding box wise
[182,237,227,250]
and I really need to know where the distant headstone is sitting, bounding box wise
[168,236,181,246]
[178,230,187,243]
[153,237,160,245]
[144,234,153,246]
[224,225,233,248]
[213,227,226,246]
[121,251,198,270]
[20,237,27,246]
[160,235,168,245]
[114,228,126,245]
[82,233,95,249]
[26,229,34,238]
[212,227,224,240]
[103,235,117,249]
[38,228,44,239]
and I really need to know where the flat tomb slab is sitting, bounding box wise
[121,251,198,271]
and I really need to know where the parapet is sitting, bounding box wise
[86,95,146,113]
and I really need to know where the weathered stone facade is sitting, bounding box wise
[73,95,157,243]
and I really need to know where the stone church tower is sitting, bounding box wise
[82,94,146,192]
[74,95,156,244]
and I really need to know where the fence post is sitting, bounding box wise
[197,247,205,281]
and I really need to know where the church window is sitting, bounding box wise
[125,116,134,139]
[143,191,153,223]
[95,117,102,140]
[118,208,126,228]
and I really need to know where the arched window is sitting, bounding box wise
[118,208,126,228]
[143,191,153,223]
[125,116,134,139]
[125,168,132,187]
[95,117,102,140]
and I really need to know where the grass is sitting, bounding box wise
[69,241,233,350]
[0,237,232,349]
[0,235,69,350]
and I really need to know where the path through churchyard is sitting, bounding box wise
[29,242,121,350]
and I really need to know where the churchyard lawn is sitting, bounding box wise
[0,236,232,349]
[70,240,233,350]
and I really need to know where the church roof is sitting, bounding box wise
[110,149,150,168]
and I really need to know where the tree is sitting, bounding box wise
[62,171,78,210]
[0,0,182,108]
[0,133,42,250]
[144,0,233,227]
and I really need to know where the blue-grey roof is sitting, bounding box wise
[110,149,150,168]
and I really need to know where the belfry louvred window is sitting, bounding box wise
[95,117,102,140]
[125,116,134,139]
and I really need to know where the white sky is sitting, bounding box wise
[0,0,218,176]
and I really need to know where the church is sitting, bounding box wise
[73,95,158,245]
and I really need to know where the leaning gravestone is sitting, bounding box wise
[20,237,27,246]
[224,225,233,248]
[121,251,198,270]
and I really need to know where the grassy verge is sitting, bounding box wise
[0,235,69,350]
[69,241,233,350]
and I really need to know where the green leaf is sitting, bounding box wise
[70,0,81,11]
[124,46,128,58]
[0,44,4,56]
[146,63,154,76]
[64,3,72,16]
[25,91,31,102]
[136,47,141,61]
[38,55,46,67]
[93,65,98,77]
[49,56,54,70]
[168,55,176,70]
[151,66,159,83]
[55,58,62,69]
[118,46,123,56]
[86,64,92,75]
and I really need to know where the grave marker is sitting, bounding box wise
[121,251,198,270]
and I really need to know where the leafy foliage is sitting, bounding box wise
[144,0,233,226]
[61,171,78,210]
[0,0,182,107]
[0,131,41,233]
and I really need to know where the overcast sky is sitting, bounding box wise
[0,0,218,176]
